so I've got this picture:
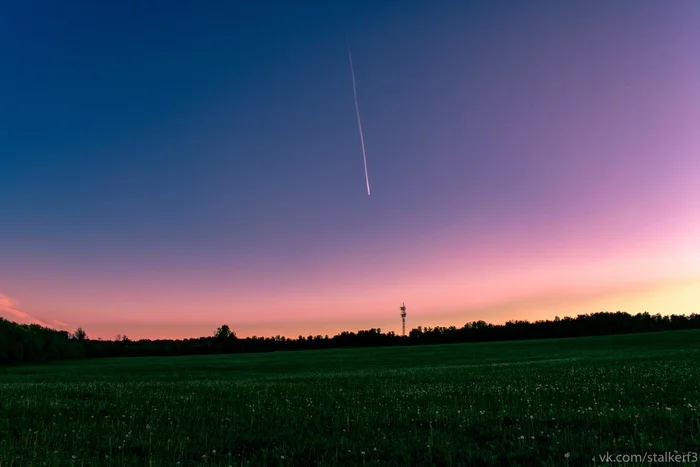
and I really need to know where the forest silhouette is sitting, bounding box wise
[1,311,699,365]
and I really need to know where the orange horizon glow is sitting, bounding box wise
[3,228,699,341]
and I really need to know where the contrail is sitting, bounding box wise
[346,39,371,196]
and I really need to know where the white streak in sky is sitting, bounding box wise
[347,40,371,196]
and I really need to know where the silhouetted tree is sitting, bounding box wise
[215,324,233,339]
[72,327,87,341]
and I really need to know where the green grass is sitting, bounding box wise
[1,331,699,466]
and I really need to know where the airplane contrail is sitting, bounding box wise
[346,40,371,196]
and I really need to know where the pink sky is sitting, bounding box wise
[2,215,699,340]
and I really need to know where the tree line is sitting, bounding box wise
[1,311,699,365]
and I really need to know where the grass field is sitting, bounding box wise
[1,331,699,466]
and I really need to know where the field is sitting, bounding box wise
[1,331,699,466]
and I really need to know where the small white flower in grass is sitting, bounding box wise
[280,456,285,460]
[565,453,570,459]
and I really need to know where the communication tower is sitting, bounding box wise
[400,303,407,336]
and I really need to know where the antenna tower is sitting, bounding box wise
[400,303,407,336]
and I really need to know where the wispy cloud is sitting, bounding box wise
[0,292,71,329]
[51,319,73,327]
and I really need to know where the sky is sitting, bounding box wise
[1,0,700,340]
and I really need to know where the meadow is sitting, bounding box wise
[1,331,699,466]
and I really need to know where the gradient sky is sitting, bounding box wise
[2,1,700,340]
